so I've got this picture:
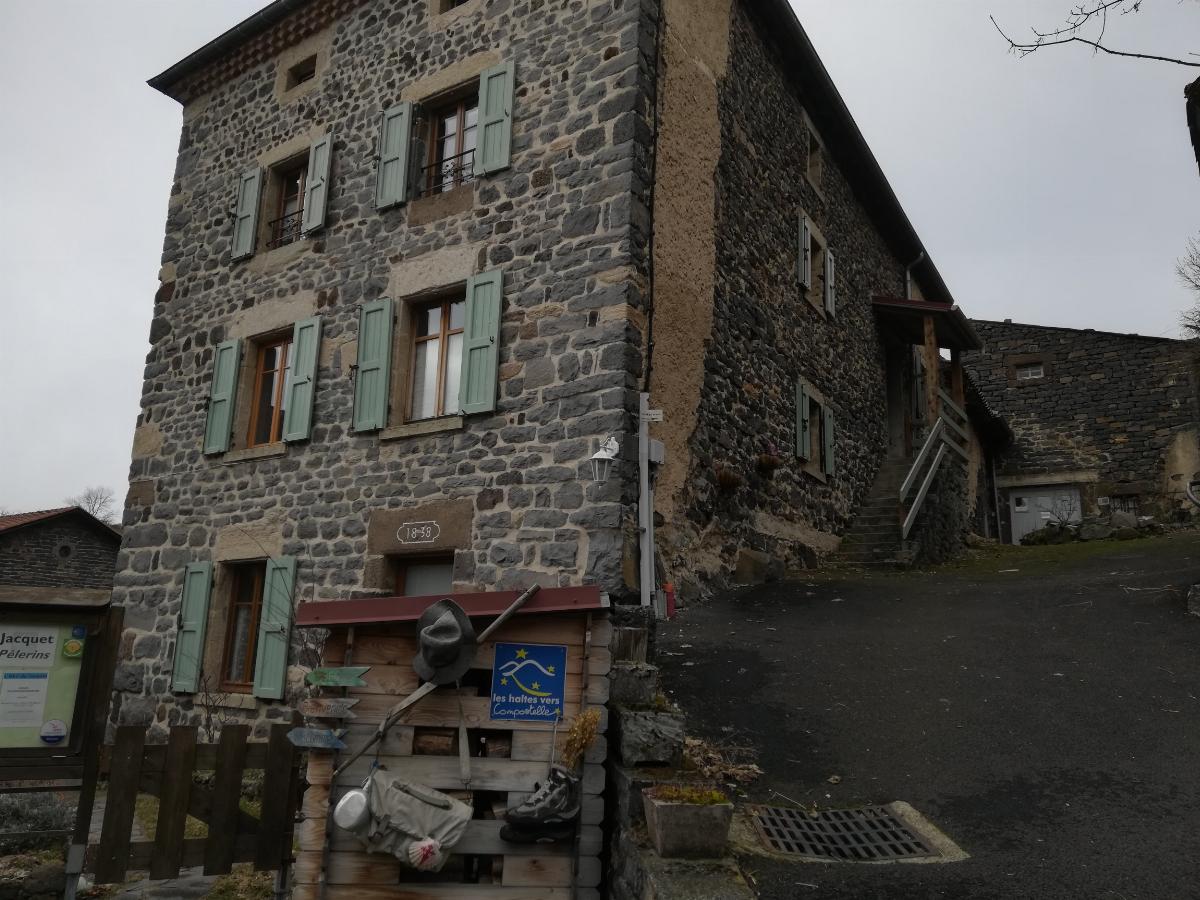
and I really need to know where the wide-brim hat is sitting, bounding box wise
[413,598,477,685]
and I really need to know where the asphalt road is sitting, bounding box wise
[658,533,1200,900]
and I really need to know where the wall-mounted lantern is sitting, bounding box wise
[589,437,620,484]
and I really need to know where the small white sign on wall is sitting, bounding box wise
[396,521,442,544]
[0,671,50,728]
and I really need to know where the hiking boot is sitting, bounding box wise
[504,764,580,828]
[499,822,575,844]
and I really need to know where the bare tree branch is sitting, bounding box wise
[1178,236,1200,337]
[64,485,117,524]
[992,2,1200,68]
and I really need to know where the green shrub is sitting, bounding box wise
[0,792,74,854]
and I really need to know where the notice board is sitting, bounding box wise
[0,618,87,749]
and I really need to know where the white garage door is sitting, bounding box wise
[1008,485,1082,544]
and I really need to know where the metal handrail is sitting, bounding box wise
[422,148,476,196]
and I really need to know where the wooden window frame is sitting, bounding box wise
[424,96,479,196]
[219,563,265,693]
[1006,352,1052,386]
[267,157,307,249]
[407,296,465,421]
[246,333,294,447]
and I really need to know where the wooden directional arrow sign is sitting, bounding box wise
[305,666,370,687]
[287,727,347,750]
[298,697,360,719]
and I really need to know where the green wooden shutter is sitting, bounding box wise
[301,132,333,235]
[474,61,515,176]
[352,299,394,431]
[231,168,262,261]
[203,339,242,454]
[282,316,322,443]
[824,248,836,314]
[376,103,413,209]
[252,556,296,701]
[459,270,503,415]
[171,562,213,694]
[798,214,812,290]
[795,379,810,460]
[822,407,835,476]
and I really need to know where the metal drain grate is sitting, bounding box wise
[748,804,937,861]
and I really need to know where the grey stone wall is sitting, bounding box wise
[965,320,1200,514]
[113,0,658,735]
[908,461,969,564]
[0,517,119,590]
[657,2,919,580]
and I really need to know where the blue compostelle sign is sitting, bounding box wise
[489,642,567,723]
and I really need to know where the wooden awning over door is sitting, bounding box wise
[873,297,982,351]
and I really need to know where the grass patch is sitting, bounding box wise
[206,864,272,900]
[935,530,1200,578]
[646,785,729,805]
[133,795,208,840]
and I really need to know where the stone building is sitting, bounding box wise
[112,0,986,731]
[0,507,121,599]
[965,319,1200,543]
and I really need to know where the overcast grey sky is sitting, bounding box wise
[1,1,1197,514]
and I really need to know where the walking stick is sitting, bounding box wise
[333,583,542,778]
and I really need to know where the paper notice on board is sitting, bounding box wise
[0,671,50,728]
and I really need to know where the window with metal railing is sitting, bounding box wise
[267,158,307,248]
[423,98,478,196]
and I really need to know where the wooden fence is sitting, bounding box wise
[87,722,302,884]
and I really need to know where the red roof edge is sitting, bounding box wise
[0,507,75,533]
[295,585,606,627]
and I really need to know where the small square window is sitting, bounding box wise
[1013,497,1028,511]
[394,555,455,596]
[285,56,317,90]
[423,96,479,196]
[409,297,466,420]
[1015,362,1044,381]
[440,0,472,9]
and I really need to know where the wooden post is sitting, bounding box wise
[950,348,966,408]
[66,606,124,898]
[150,726,199,879]
[922,314,940,423]
[204,724,251,876]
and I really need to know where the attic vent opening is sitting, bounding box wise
[286,55,317,90]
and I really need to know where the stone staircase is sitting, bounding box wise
[831,456,917,568]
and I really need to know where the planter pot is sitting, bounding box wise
[641,789,733,859]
